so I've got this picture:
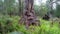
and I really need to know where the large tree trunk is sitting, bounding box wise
[20,0,40,28]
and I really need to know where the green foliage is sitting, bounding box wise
[0,0,60,34]
[0,16,60,34]
[0,15,20,33]
[55,5,60,17]
[34,4,48,17]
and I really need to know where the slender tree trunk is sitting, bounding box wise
[19,0,22,16]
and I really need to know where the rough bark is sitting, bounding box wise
[20,0,40,28]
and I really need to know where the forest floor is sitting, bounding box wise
[0,15,60,34]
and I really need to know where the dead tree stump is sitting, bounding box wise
[19,0,40,28]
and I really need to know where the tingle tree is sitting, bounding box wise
[20,0,40,28]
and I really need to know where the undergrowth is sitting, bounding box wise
[0,15,60,34]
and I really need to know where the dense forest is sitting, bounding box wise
[0,0,60,34]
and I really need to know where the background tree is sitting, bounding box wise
[0,0,4,14]
[19,0,24,16]
[55,0,60,17]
